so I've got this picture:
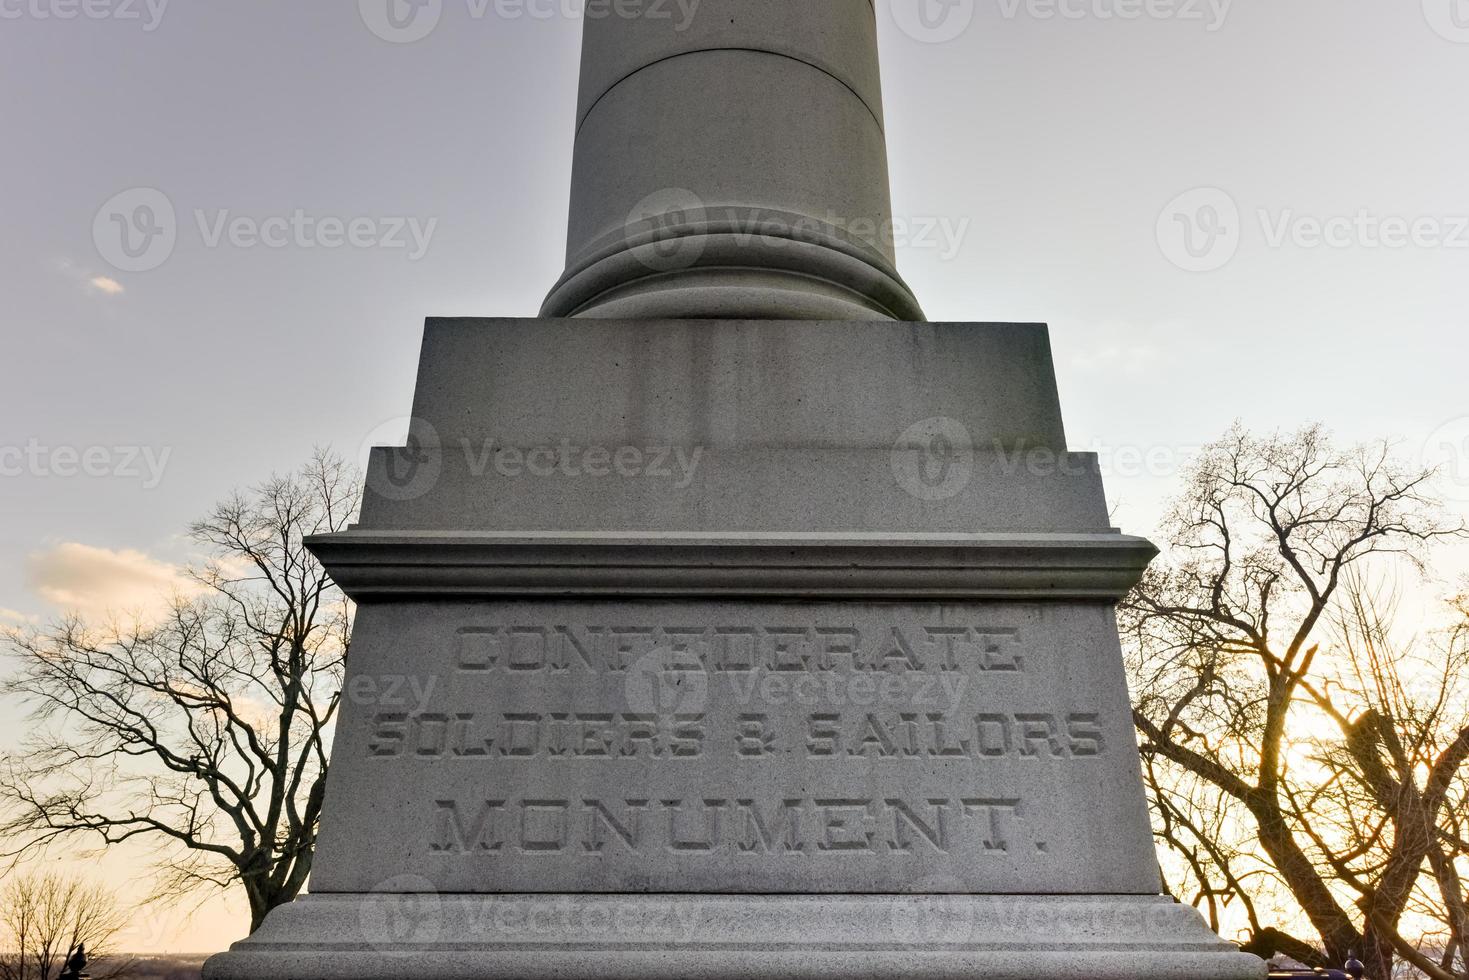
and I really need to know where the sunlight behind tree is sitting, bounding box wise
[1,452,359,934]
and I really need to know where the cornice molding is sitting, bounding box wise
[305,530,1156,601]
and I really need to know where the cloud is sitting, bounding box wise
[25,543,202,623]
[0,608,39,625]
[53,259,126,297]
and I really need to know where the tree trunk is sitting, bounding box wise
[1358,928,1395,980]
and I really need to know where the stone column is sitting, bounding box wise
[540,0,925,321]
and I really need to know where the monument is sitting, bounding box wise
[205,3,1266,978]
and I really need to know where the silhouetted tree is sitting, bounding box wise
[1,453,358,933]
[0,872,133,980]
[1124,424,1468,980]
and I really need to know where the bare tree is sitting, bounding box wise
[0,872,133,980]
[1123,424,1468,980]
[1,452,359,932]
[1308,583,1469,980]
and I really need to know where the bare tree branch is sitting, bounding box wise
[1,451,359,933]
[1122,424,1469,979]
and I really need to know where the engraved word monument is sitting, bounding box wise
[206,3,1266,978]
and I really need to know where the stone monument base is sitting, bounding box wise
[203,318,1265,980]
[205,893,1262,979]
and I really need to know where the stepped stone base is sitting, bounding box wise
[203,319,1265,980]
[204,893,1264,980]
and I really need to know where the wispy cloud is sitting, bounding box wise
[54,258,127,298]
[26,543,202,623]
[0,607,39,625]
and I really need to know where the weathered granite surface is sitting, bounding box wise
[206,3,1265,977]
[541,1,923,321]
[356,319,1112,534]
[309,597,1157,895]
[208,893,1252,980]
[204,318,1265,980]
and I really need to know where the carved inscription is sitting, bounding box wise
[430,798,1026,856]
[358,617,1109,863]
[454,624,1025,674]
[368,711,1103,760]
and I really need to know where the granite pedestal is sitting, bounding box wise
[203,319,1264,980]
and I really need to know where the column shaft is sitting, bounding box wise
[541,0,925,321]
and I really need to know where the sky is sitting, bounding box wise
[1,0,1467,955]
